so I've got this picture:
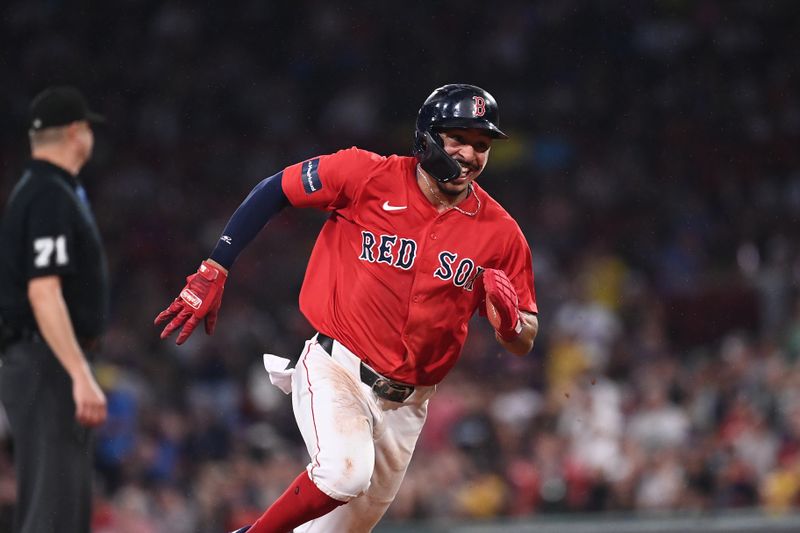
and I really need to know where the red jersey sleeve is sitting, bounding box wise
[500,228,538,314]
[281,147,383,211]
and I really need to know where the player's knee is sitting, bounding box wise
[318,455,373,500]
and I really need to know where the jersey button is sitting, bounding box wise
[412,295,419,303]
[430,233,437,240]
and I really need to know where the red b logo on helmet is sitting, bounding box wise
[472,95,486,117]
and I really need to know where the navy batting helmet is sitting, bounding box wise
[413,84,507,182]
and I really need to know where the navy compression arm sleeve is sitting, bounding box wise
[209,172,289,269]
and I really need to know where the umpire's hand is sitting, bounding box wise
[73,371,107,427]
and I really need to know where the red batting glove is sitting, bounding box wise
[154,260,227,345]
[482,268,522,342]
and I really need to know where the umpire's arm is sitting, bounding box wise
[28,275,107,427]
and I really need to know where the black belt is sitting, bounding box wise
[0,325,98,352]
[0,324,40,353]
[317,333,415,403]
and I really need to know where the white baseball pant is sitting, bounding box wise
[264,334,434,533]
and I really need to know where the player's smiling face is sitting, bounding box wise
[438,128,492,197]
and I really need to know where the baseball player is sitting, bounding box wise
[155,84,538,533]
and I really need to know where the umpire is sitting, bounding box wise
[0,86,109,533]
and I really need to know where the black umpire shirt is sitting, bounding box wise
[0,159,109,339]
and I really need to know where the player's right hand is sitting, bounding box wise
[154,259,228,344]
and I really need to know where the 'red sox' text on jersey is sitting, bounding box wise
[281,147,536,386]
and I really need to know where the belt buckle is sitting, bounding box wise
[372,378,413,403]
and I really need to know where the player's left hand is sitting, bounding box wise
[154,260,227,344]
[482,268,522,341]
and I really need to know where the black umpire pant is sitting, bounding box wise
[0,340,93,533]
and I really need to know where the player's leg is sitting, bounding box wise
[295,386,433,533]
[248,339,378,532]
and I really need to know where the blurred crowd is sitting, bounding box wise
[1,0,800,531]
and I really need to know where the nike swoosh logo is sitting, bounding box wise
[382,201,407,212]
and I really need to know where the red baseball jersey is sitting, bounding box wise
[281,147,536,385]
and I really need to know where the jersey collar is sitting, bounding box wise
[29,158,80,190]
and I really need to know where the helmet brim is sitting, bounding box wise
[431,117,508,139]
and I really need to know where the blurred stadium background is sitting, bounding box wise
[2,1,800,531]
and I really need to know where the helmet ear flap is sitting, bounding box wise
[416,130,462,183]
